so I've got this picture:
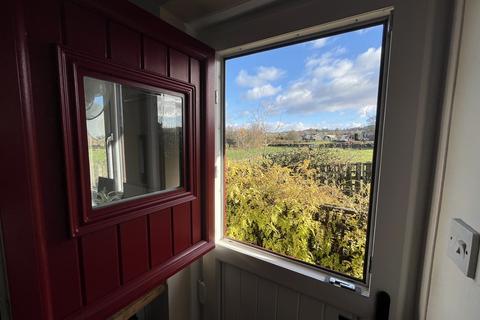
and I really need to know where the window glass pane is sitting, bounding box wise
[224,24,385,280]
[84,76,183,208]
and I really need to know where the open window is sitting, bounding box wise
[221,21,389,287]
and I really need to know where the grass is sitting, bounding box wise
[88,147,108,187]
[329,148,374,163]
[226,145,374,163]
[226,146,290,161]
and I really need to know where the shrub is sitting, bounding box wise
[225,158,369,279]
[265,148,372,195]
[264,147,343,170]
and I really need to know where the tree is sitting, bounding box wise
[285,130,301,141]
[225,105,269,148]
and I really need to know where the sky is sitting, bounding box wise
[225,24,385,132]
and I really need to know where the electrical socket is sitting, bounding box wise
[447,218,480,279]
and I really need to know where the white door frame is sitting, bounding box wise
[201,1,453,318]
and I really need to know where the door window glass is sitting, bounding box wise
[224,24,386,280]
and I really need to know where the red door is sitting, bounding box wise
[0,0,215,319]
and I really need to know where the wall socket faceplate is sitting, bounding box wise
[447,218,480,279]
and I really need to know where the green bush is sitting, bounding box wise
[225,157,370,279]
[264,147,343,169]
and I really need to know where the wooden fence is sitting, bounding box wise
[267,142,374,149]
[319,142,374,150]
[315,162,373,193]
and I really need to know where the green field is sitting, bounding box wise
[226,145,374,163]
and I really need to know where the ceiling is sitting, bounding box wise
[130,0,336,51]
[130,0,282,34]
[158,0,254,23]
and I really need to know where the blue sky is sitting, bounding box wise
[225,25,384,132]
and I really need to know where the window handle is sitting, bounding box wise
[106,133,114,178]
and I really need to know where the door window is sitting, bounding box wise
[224,23,386,281]
[84,77,184,208]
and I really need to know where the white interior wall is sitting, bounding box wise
[426,0,480,319]
[167,261,202,320]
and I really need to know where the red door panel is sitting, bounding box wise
[81,226,121,303]
[173,202,192,254]
[149,208,173,267]
[119,217,150,283]
[143,36,168,76]
[169,49,189,82]
[109,21,142,68]
[48,240,84,318]
[21,1,86,318]
[64,1,107,58]
[191,199,202,244]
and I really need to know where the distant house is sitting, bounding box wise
[334,135,350,142]
[352,131,374,141]
[322,134,337,141]
[302,133,315,141]
[353,131,365,141]
[303,133,338,141]
[311,133,324,140]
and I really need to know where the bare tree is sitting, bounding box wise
[285,130,301,141]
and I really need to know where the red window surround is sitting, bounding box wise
[57,46,199,237]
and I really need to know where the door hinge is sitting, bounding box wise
[369,256,373,274]
[197,279,207,305]
[215,90,219,104]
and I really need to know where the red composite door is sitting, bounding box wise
[0,0,215,319]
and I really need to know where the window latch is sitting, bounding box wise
[329,277,356,292]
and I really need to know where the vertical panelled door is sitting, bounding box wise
[1,0,215,319]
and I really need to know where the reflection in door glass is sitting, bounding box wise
[224,24,385,280]
[84,77,183,208]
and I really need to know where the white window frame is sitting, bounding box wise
[213,8,393,297]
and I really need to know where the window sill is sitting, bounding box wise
[215,238,370,297]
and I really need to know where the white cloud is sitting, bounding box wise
[263,120,368,132]
[348,122,363,128]
[274,87,312,105]
[272,46,382,114]
[226,119,371,133]
[246,84,281,99]
[265,121,308,132]
[311,38,328,48]
[356,47,382,70]
[225,122,247,130]
[356,28,370,35]
[236,66,285,87]
[358,105,376,118]
[226,120,310,132]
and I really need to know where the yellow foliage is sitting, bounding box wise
[225,158,369,279]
